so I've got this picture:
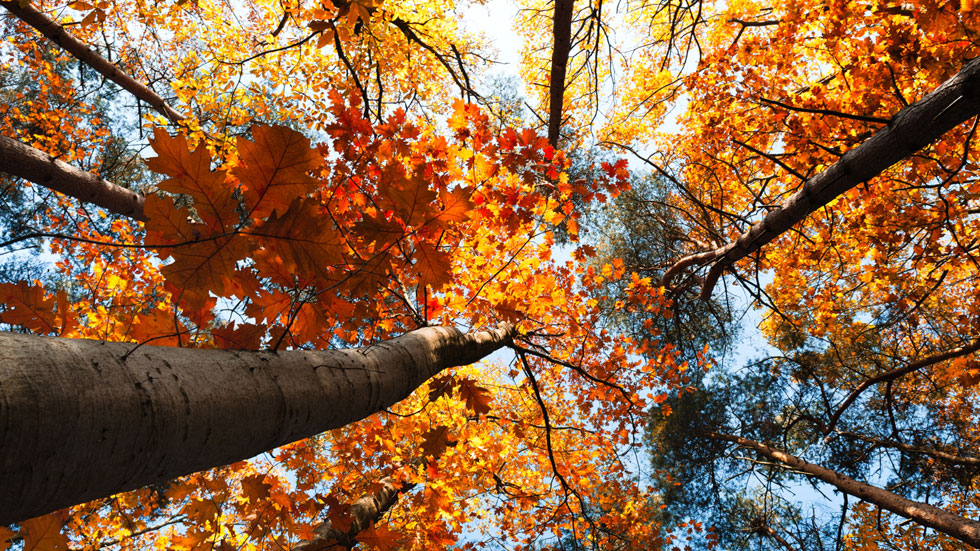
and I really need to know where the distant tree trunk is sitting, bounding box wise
[0,134,146,220]
[707,432,980,548]
[547,0,574,146]
[0,324,515,525]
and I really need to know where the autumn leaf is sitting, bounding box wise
[356,523,401,551]
[412,241,452,290]
[0,281,63,335]
[456,377,492,416]
[240,474,272,503]
[420,425,453,458]
[146,128,237,230]
[250,198,343,287]
[0,527,14,551]
[20,512,69,551]
[235,125,322,220]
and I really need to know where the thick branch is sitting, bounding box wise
[663,56,980,298]
[0,134,146,221]
[825,339,980,433]
[0,324,515,524]
[547,0,574,146]
[708,432,980,547]
[0,0,183,124]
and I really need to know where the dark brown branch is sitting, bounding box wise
[547,0,574,146]
[825,339,980,434]
[664,56,980,299]
[835,429,980,467]
[758,97,891,125]
[0,134,146,221]
[707,432,980,547]
[1,0,183,124]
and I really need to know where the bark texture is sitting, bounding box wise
[292,462,421,551]
[0,134,146,220]
[663,56,980,298]
[709,432,980,548]
[0,0,183,124]
[547,0,574,146]
[0,324,514,524]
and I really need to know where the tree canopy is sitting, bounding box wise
[2,0,980,550]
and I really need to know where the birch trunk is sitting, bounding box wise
[0,324,514,525]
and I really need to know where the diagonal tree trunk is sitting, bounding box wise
[0,0,183,124]
[707,432,980,548]
[662,56,980,299]
[0,323,515,525]
[0,134,146,220]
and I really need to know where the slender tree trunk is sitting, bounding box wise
[0,135,146,220]
[0,324,514,525]
[292,461,422,551]
[547,0,574,146]
[0,0,183,124]
[707,432,980,548]
[662,56,980,299]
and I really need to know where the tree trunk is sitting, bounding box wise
[662,56,980,298]
[0,324,514,525]
[547,0,574,146]
[708,432,980,548]
[0,0,183,124]
[0,134,146,221]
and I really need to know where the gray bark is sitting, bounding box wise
[709,432,980,548]
[0,0,183,124]
[0,324,514,524]
[0,134,146,221]
[662,56,980,298]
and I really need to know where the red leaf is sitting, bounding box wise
[235,125,322,220]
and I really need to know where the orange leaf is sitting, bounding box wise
[0,281,62,335]
[356,524,401,551]
[457,377,492,416]
[146,128,237,230]
[240,474,272,502]
[412,241,452,290]
[235,125,322,220]
[20,512,69,551]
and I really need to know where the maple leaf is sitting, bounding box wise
[457,377,493,416]
[234,125,322,220]
[20,512,69,551]
[146,128,236,230]
[432,186,474,227]
[356,523,401,551]
[212,322,264,349]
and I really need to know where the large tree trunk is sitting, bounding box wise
[0,135,146,221]
[0,324,515,525]
[663,56,980,298]
[708,432,980,548]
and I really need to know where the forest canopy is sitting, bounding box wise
[1,0,980,550]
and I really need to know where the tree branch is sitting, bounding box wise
[0,0,184,124]
[0,134,146,221]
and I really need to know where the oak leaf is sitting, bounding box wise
[234,125,322,220]
[20,512,69,551]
